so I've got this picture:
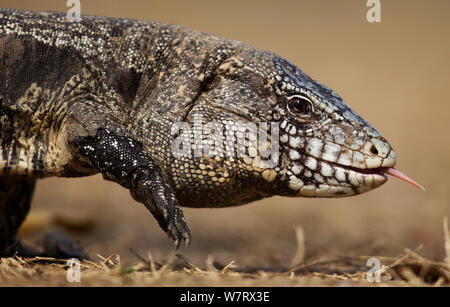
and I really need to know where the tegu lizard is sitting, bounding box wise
[0,9,424,257]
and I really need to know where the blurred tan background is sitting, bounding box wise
[1,0,449,268]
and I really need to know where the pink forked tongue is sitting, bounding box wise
[384,168,426,191]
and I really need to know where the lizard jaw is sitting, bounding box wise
[287,158,389,197]
[336,163,425,191]
[286,157,424,197]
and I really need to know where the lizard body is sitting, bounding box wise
[0,9,398,256]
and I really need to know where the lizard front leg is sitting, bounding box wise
[69,127,191,248]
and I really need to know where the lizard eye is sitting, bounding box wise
[288,95,312,115]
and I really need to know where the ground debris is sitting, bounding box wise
[0,248,447,286]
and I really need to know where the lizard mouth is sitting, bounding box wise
[337,164,425,191]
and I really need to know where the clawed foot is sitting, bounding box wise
[42,232,89,260]
[132,169,191,248]
[153,186,191,248]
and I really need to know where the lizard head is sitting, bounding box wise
[267,55,398,197]
[173,47,423,207]
[200,49,399,198]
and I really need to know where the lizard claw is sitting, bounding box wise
[174,238,180,250]
[162,200,191,249]
[133,170,191,248]
[184,232,191,247]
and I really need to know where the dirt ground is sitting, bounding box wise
[0,0,449,286]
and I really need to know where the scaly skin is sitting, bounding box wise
[0,9,396,255]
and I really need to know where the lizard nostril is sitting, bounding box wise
[370,145,378,155]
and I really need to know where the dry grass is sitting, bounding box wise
[0,249,447,287]
[1,219,448,287]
